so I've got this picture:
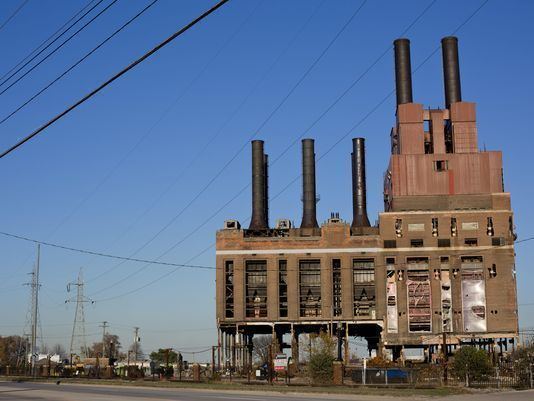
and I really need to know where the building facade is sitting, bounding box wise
[215,37,518,367]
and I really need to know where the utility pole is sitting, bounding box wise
[442,331,448,385]
[133,327,140,362]
[100,321,108,358]
[66,269,93,361]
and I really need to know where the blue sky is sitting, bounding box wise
[0,0,532,358]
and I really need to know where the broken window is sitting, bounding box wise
[432,218,439,237]
[411,239,424,248]
[245,260,267,318]
[406,258,431,332]
[353,259,375,318]
[299,260,321,317]
[332,259,342,317]
[486,217,494,236]
[451,217,458,237]
[464,238,478,247]
[224,260,234,318]
[395,219,403,238]
[434,160,448,172]
[279,260,288,318]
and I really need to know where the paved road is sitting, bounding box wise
[0,382,533,401]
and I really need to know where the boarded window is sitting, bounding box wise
[300,260,321,317]
[438,238,451,247]
[384,239,397,248]
[406,259,431,332]
[245,261,267,318]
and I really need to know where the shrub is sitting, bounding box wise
[452,346,492,383]
[306,332,335,385]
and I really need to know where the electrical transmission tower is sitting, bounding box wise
[66,269,93,361]
[23,244,41,376]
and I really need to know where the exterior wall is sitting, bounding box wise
[215,205,518,346]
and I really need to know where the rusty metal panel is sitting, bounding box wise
[406,269,432,332]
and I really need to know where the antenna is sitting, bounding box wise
[66,268,93,361]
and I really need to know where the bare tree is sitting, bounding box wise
[52,344,66,358]
[252,335,272,365]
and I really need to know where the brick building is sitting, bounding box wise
[215,37,518,368]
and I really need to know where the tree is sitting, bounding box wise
[0,336,28,367]
[150,349,178,365]
[252,335,272,365]
[306,332,336,385]
[87,333,122,358]
[52,344,66,358]
[128,343,144,360]
[452,346,492,384]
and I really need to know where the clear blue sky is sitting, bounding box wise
[0,0,532,358]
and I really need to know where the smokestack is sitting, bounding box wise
[300,139,318,229]
[351,138,370,229]
[264,153,269,228]
[441,36,462,107]
[393,38,413,106]
[248,140,268,231]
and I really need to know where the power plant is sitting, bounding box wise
[215,36,518,367]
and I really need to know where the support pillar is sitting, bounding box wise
[291,328,299,368]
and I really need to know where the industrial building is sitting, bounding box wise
[215,36,518,368]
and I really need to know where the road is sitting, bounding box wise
[0,382,533,401]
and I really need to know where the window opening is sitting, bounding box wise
[224,261,234,318]
[332,259,342,317]
[299,260,321,317]
[353,259,375,318]
[279,260,288,318]
[245,260,267,318]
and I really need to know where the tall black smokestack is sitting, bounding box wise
[351,138,370,229]
[300,139,318,229]
[248,140,268,231]
[263,153,269,228]
[441,36,462,107]
[393,38,413,106]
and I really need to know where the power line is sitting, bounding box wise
[88,0,368,294]
[90,0,438,293]
[0,0,105,89]
[0,0,29,33]
[81,0,320,285]
[0,0,119,97]
[0,0,231,159]
[0,0,161,126]
[94,0,492,301]
[0,230,215,270]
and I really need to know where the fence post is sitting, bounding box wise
[496,366,500,389]
[529,363,533,389]
[385,368,388,386]
[363,358,367,385]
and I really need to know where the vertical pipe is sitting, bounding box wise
[351,138,370,228]
[393,38,413,105]
[300,139,318,229]
[441,36,462,107]
[248,140,268,230]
